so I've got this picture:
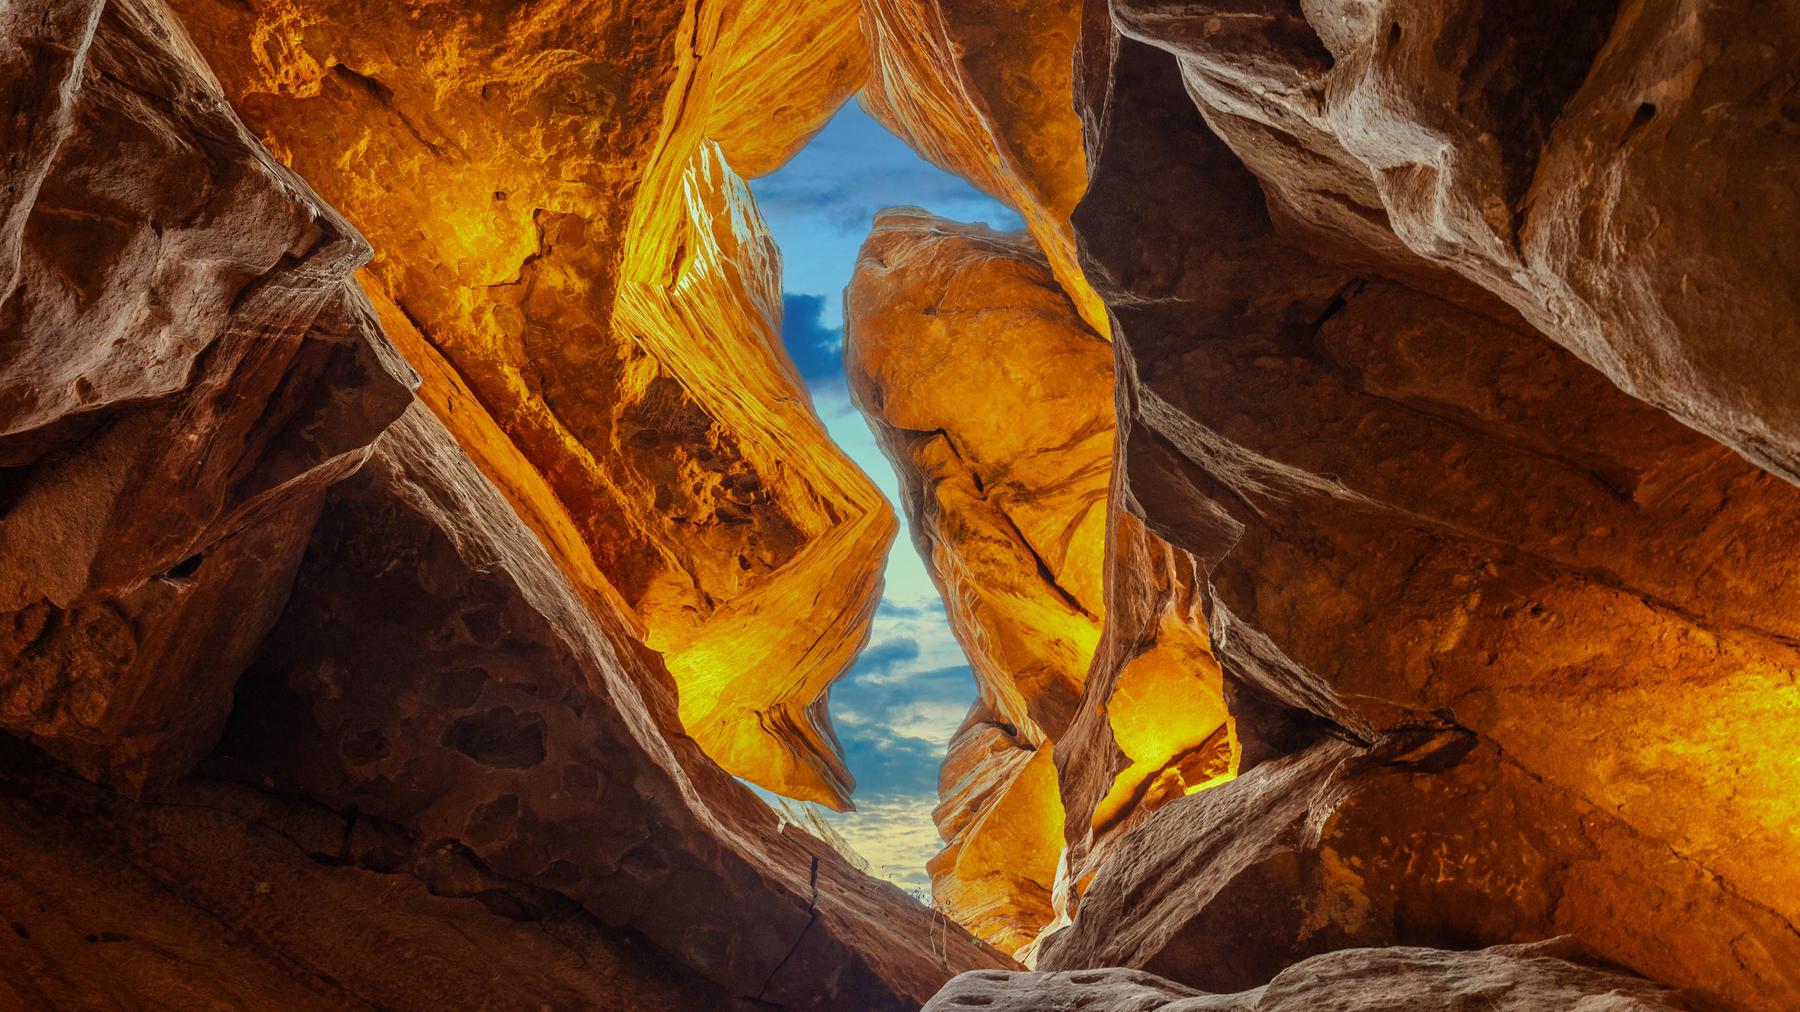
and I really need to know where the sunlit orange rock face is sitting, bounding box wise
[166,0,890,808]
[861,0,1109,337]
[845,209,1231,956]
[1037,11,1800,1009]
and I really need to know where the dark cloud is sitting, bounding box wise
[850,638,922,680]
[781,292,844,382]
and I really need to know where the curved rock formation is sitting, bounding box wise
[1047,9,1800,1009]
[166,0,892,807]
[928,939,1702,1012]
[861,0,1109,336]
[846,209,1233,956]
[1106,0,1800,486]
[0,0,415,793]
[0,0,1013,1006]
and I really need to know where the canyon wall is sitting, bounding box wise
[0,0,1012,1006]
[851,0,1800,1009]
[6,0,1800,1007]
[165,0,893,808]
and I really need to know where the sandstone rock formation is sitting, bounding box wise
[166,0,893,808]
[1105,0,1800,486]
[928,939,1702,1012]
[8,0,1800,1006]
[208,402,1004,1009]
[1,0,1015,1006]
[1037,730,1800,1008]
[1021,6,1800,1009]
[861,0,1108,336]
[846,209,1232,957]
[0,0,415,794]
[841,0,1800,1008]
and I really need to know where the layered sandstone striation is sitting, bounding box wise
[1105,0,1800,485]
[1033,8,1800,1010]
[210,402,1004,1009]
[927,939,1702,1012]
[861,0,1108,336]
[0,0,1015,1006]
[849,0,1800,1008]
[0,0,415,793]
[166,0,892,808]
[845,209,1232,957]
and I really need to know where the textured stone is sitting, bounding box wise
[861,0,1108,335]
[0,0,415,793]
[1036,731,1800,1011]
[217,403,1008,1009]
[846,208,1234,956]
[1108,0,1800,485]
[845,212,1096,955]
[928,938,1700,1012]
[990,8,1800,1008]
[0,737,735,1012]
[168,0,891,808]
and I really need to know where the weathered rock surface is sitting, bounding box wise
[0,736,736,1011]
[861,0,1109,336]
[0,0,415,793]
[1108,0,1800,486]
[1037,731,1800,1009]
[929,938,1701,1011]
[847,210,1107,953]
[846,208,1234,956]
[215,402,1008,1009]
[168,0,892,808]
[1056,13,1800,1007]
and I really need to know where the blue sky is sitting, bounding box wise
[748,100,1023,896]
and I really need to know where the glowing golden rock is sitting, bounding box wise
[170,0,890,808]
[860,0,1109,337]
[847,208,1231,954]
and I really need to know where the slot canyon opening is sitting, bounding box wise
[742,98,1024,901]
[12,0,1800,1008]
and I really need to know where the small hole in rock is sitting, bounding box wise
[163,553,205,580]
[1387,22,1402,47]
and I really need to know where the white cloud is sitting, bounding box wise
[819,793,946,899]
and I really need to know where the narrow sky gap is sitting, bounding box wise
[748,100,1023,898]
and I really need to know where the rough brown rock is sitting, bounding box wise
[1107,0,1800,485]
[0,0,415,793]
[928,938,1701,1011]
[1060,12,1800,1005]
[166,0,892,808]
[1036,731,1800,1010]
[0,737,735,1011]
[215,403,1009,1009]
